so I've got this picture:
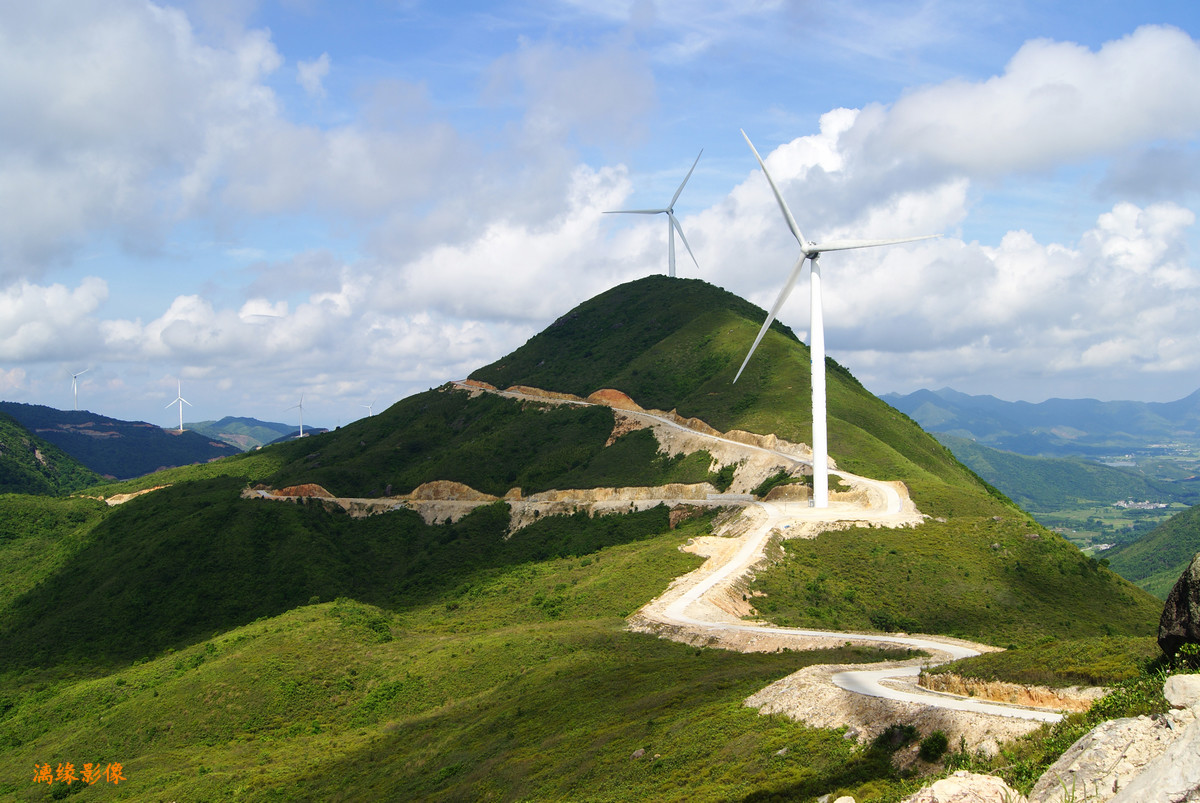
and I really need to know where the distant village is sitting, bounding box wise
[1113,499,1170,510]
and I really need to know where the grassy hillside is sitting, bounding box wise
[0,401,241,479]
[1105,504,1200,598]
[187,416,296,451]
[0,412,101,495]
[749,517,1161,647]
[0,509,932,803]
[935,433,1191,511]
[467,276,1010,519]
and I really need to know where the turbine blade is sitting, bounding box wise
[181,397,191,406]
[741,130,809,252]
[734,255,807,383]
[670,214,700,270]
[668,149,703,209]
[604,209,668,215]
[809,234,941,253]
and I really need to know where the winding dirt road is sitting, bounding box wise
[454,382,1066,734]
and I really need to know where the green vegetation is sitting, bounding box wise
[0,276,1174,800]
[186,416,296,451]
[748,518,1160,646]
[0,413,100,495]
[936,433,1193,512]
[468,276,1012,519]
[0,477,683,673]
[1,510,927,802]
[1104,503,1200,598]
[928,636,1160,688]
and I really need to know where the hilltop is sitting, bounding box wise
[0,401,241,479]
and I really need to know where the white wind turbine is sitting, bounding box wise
[70,369,89,411]
[287,394,306,438]
[362,399,375,417]
[165,380,191,433]
[735,130,939,508]
[605,150,703,278]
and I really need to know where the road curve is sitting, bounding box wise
[453,381,1064,723]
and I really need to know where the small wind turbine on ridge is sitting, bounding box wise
[287,394,306,438]
[362,399,375,417]
[70,369,89,411]
[605,150,703,278]
[165,380,191,433]
[735,130,940,508]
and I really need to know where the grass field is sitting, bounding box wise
[1,512,930,802]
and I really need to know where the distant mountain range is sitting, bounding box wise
[0,402,241,480]
[883,386,1200,457]
[186,416,311,451]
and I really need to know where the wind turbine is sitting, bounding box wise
[165,380,191,433]
[70,369,89,411]
[605,150,703,278]
[287,394,305,438]
[735,130,939,508]
[362,399,375,417]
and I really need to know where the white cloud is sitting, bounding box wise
[297,52,330,98]
[857,25,1200,176]
[0,278,108,361]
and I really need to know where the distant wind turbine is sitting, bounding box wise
[605,150,703,278]
[165,380,191,433]
[287,394,306,438]
[735,130,939,508]
[70,369,89,411]
[362,399,375,417]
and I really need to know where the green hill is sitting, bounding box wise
[0,275,1166,801]
[934,433,1190,512]
[0,402,242,479]
[1105,504,1200,598]
[186,416,297,451]
[0,412,100,495]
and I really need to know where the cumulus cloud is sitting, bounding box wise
[855,25,1200,177]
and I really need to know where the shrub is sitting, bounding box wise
[919,731,949,762]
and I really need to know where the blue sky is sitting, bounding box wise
[2,0,1199,428]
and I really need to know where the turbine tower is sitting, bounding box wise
[735,130,939,508]
[287,394,305,438]
[605,150,703,278]
[165,380,191,433]
[362,399,375,417]
[70,369,89,411]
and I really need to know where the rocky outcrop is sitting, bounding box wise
[405,481,498,501]
[584,388,643,410]
[1159,551,1200,657]
[919,672,1101,713]
[1026,673,1200,803]
[507,385,586,403]
[903,771,1026,802]
[275,483,334,498]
